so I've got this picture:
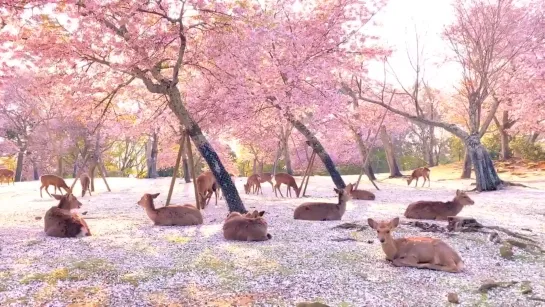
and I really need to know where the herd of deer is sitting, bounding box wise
[4,166,474,273]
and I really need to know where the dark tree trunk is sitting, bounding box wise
[146,130,159,178]
[32,160,39,180]
[465,135,502,191]
[282,136,293,175]
[283,114,346,189]
[499,129,510,160]
[529,132,539,144]
[351,128,377,181]
[252,158,257,174]
[366,163,376,180]
[461,147,472,179]
[272,142,282,175]
[57,156,63,177]
[72,152,79,178]
[15,150,24,182]
[168,88,246,213]
[182,159,191,183]
[258,160,264,174]
[379,126,403,177]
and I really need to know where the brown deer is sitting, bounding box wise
[137,193,203,226]
[407,167,431,187]
[40,174,71,198]
[293,184,353,221]
[196,171,217,208]
[80,173,92,197]
[258,172,274,190]
[368,217,464,273]
[348,183,375,200]
[44,193,91,238]
[223,210,272,241]
[404,190,475,220]
[273,172,300,198]
[244,174,262,194]
[0,168,14,185]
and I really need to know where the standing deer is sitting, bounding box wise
[80,173,92,197]
[273,173,300,198]
[244,174,261,194]
[0,168,14,185]
[258,172,274,191]
[348,183,375,200]
[196,171,217,208]
[137,193,203,226]
[44,193,91,238]
[40,174,71,198]
[293,184,353,221]
[223,210,272,241]
[404,190,475,220]
[407,167,431,187]
[368,217,464,273]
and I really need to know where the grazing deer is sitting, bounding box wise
[404,190,475,220]
[44,194,91,238]
[293,184,353,221]
[244,174,261,194]
[0,168,14,185]
[40,174,71,198]
[274,172,300,198]
[258,172,274,190]
[137,193,203,226]
[196,171,217,208]
[80,173,92,197]
[407,167,431,187]
[348,183,375,200]
[368,217,464,273]
[223,210,272,241]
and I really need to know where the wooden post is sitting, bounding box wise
[300,151,316,197]
[97,156,111,192]
[166,133,186,206]
[186,132,200,210]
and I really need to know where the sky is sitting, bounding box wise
[367,0,460,93]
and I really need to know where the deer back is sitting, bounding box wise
[156,205,203,226]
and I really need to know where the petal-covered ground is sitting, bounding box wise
[1,174,544,306]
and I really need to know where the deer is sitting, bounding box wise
[368,217,464,273]
[273,172,300,198]
[244,174,261,194]
[0,168,14,185]
[196,171,217,209]
[40,174,71,198]
[44,193,91,238]
[404,190,475,220]
[348,183,375,200]
[407,167,431,187]
[293,183,353,221]
[223,210,272,241]
[258,172,274,191]
[80,173,92,197]
[137,193,203,226]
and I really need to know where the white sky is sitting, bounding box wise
[367,0,460,92]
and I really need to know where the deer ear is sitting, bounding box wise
[151,193,160,199]
[367,218,377,229]
[334,188,340,194]
[456,189,460,195]
[390,217,400,228]
[52,194,63,201]
[258,211,265,217]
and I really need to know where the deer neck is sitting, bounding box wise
[381,234,398,261]
[143,200,159,221]
[450,197,464,213]
[337,194,347,216]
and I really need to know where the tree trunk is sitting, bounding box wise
[15,150,24,182]
[182,158,191,183]
[366,163,376,180]
[258,160,264,174]
[32,160,39,180]
[272,142,282,175]
[461,146,472,179]
[351,129,376,181]
[146,130,159,178]
[465,135,502,191]
[168,88,246,213]
[379,126,403,177]
[496,111,512,160]
[252,158,257,175]
[529,132,539,144]
[282,136,293,175]
[283,113,346,189]
[57,156,63,177]
[428,126,436,166]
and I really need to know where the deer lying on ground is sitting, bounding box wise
[44,193,91,238]
[258,172,274,190]
[348,183,375,200]
[293,184,353,221]
[244,174,261,194]
[368,217,464,273]
[137,193,203,226]
[0,168,14,185]
[80,173,92,197]
[404,190,475,220]
[196,171,217,208]
[407,167,431,187]
[274,172,300,197]
[223,210,272,241]
[40,174,71,198]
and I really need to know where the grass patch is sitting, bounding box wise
[195,249,235,274]
[166,235,191,244]
[20,268,80,285]
[120,272,149,286]
[72,258,114,272]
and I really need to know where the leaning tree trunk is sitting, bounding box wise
[465,134,502,191]
[182,146,191,183]
[168,88,246,213]
[379,126,403,178]
[282,113,346,189]
[146,131,159,178]
[282,135,293,175]
[14,150,24,182]
[351,129,377,181]
[461,147,472,179]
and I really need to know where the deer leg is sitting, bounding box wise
[40,185,44,198]
[427,175,431,187]
[414,262,460,273]
[286,186,290,197]
[422,178,426,187]
[414,178,419,187]
[277,185,285,197]
[269,180,274,190]
[45,185,52,197]
[391,256,420,268]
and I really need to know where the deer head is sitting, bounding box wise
[52,193,83,213]
[137,193,160,208]
[455,190,475,206]
[368,217,399,243]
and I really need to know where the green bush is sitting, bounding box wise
[510,137,545,161]
[482,133,500,160]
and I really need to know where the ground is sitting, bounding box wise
[1,164,545,307]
